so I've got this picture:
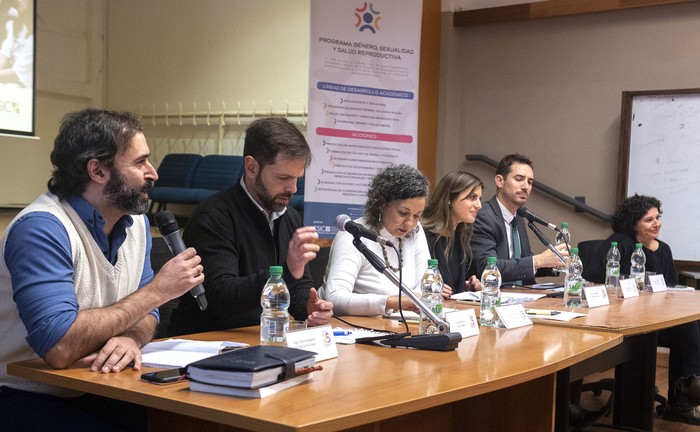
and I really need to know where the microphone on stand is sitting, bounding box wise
[351,237,388,274]
[349,237,461,351]
[517,207,559,231]
[154,210,208,311]
[336,214,394,247]
[524,220,567,266]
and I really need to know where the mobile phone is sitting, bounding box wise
[140,368,186,385]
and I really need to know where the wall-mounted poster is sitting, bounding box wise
[0,0,34,136]
[305,0,423,238]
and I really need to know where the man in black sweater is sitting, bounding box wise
[168,117,333,336]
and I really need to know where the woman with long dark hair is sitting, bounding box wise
[422,171,484,293]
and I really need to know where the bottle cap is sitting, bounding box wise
[268,265,283,275]
[635,243,643,248]
[486,256,497,264]
[428,259,438,267]
[611,241,618,247]
[560,222,568,228]
[570,247,579,255]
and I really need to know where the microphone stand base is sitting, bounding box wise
[379,332,462,351]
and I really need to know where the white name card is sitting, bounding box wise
[648,274,668,292]
[619,278,639,298]
[583,285,610,308]
[495,304,533,329]
[285,324,338,361]
[445,309,479,338]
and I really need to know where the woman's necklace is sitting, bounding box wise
[381,237,403,272]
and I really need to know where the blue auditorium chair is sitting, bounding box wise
[148,153,202,214]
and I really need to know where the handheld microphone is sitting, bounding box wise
[154,210,208,311]
[516,207,559,231]
[336,214,394,247]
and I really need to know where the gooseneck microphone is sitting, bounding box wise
[336,214,394,247]
[516,207,559,231]
[522,218,567,266]
[348,237,461,351]
[154,210,208,311]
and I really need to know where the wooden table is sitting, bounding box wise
[522,290,700,431]
[8,319,621,432]
[524,290,700,334]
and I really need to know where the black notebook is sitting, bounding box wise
[186,345,316,389]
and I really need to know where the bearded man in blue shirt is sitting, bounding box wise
[0,109,205,431]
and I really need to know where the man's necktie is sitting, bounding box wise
[511,218,524,285]
[511,218,522,259]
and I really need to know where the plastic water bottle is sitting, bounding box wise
[260,266,290,345]
[605,242,621,298]
[564,248,584,308]
[419,259,444,335]
[480,256,502,327]
[630,243,646,291]
[554,222,571,275]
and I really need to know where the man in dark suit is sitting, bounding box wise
[472,153,605,428]
[471,153,567,285]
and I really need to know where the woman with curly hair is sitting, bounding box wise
[597,194,673,283]
[590,194,700,425]
[318,164,432,316]
[422,171,484,293]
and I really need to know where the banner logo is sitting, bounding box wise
[355,3,381,33]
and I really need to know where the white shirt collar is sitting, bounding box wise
[496,196,516,224]
[240,176,286,231]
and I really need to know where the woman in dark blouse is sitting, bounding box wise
[592,194,700,424]
[422,171,484,293]
[594,194,676,284]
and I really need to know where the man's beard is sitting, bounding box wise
[104,170,154,215]
[254,173,292,213]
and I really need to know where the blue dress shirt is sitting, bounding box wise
[3,196,156,357]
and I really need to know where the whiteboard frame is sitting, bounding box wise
[618,88,700,267]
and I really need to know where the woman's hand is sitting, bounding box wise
[441,284,453,299]
[465,275,482,291]
[385,296,420,313]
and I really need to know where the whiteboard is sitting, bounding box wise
[621,90,700,262]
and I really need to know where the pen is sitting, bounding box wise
[526,310,561,316]
[218,345,246,354]
[333,330,352,336]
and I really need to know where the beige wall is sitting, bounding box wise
[106,0,311,167]
[0,0,310,206]
[106,0,310,113]
[438,2,700,253]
